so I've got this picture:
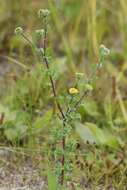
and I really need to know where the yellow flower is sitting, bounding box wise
[69,87,79,94]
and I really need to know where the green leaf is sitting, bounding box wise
[0,104,16,122]
[33,110,53,133]
[47,170,58,190]
[76,123,97,144]
[15,111,31,123]
[4,121,28,141]
[76,122,121,149]
[15,122,28,136]
[4,128,18,141]
[105,136,121,150]
[86,122,106,144]
[79,101,99,117]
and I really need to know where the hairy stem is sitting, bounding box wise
[21,29,66,185]
[43,17,66,185]
[60,122,66,185]
[43,17,65,119]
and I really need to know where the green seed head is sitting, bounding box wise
[38,9,50,18]
[76,72,84,77]
[85,84,93,91]
[14,27,23,35]
[38,48,44,55]
[35,29,45,38]
[76,72,84,80]
[99,44,110,56]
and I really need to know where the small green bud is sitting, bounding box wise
[39,48,44,54]
[76,72,84,77]
[37,48,44,55]
[99,44,110,56]
[85,84,93,91]
[38,9,50,18]
[14,27,23,35]
[99,44,110,67]
[35,29,45,38]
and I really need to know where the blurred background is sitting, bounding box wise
[1,1,127,69]
[0,0,127,142]
[1,1,127,188]
[1,0,127,64]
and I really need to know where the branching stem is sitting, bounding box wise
[43,17,66,185]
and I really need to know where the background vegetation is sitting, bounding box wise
[0,0,127,189]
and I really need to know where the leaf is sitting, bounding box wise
[76,122,121,149]
[76,123,97,144]
[4,128,18,141]
[15,122,28,137]
[4,121,28,141]
[47,170,58,190]
[15,111,31,123]
[79,101,99,117]
[87,122,121,149]
[33,110,53,133]
[104,97,113,127]
[86,122,106,144]
[86,152,95,163]
[0,104,16,122]
[105,136,121,150]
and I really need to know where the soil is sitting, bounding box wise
[0,150,46,190]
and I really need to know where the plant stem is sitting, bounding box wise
[21,27,66,185]
[0,113,4,125]
[64,63,100,116]
[43,17,65,120]
[60,122,66,185]
[43,17,66,186]
[75,91,88,108]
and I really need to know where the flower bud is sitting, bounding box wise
[38,48,44,55]
[35,29,45,38]
[69,88,79,95]
[76,72,84,77]
[38,9,50,18]
[85,84,93,91]
[99,44,110,56]
[14,27,23,35]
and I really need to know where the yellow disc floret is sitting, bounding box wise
[69,88,79,94]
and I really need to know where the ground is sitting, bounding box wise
[0,149,46,190]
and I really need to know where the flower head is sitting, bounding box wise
[35,29,45,38]
[14,27,23,35]
[85,84,93,91]
[69,88,79,95]
[37,48,44,55]
[38,9,50,18]
[99,44,110,56]
[76,72,84,77]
